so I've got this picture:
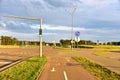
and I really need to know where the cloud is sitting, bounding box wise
[0,21,6,27]
[0,21,120,42]
[0,20,37,33]
[44,0,80,8]
[29,23,89,31]
[80,0,118,7]
[42,24,88,31]
[0,29,38,41]
[0,0,120,42]
[43,33,57,35]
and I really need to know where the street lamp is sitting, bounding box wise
[66,8,77,50]
[1,15,43,57]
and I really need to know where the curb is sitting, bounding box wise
[36,60,48,80]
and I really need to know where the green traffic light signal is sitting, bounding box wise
[39,29,42,35]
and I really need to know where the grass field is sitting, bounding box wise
[0,45,39,48]
[1,45,120,49]
[79,45,120,49]
[0,45,20,48]
[73,56,120,80]
[0,56,47,80]
[94,50,110,56]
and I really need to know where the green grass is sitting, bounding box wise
[72,56,120,80]
[79,45,120,49]
[94,51,109,56]
[0,56,47,80]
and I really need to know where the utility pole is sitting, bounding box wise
[1,15,43,57]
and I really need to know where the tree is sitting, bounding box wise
[60,39,71,47]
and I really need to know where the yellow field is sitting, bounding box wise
[0,45,39,48]
[80,45,120,49]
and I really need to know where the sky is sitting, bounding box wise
[0,0,120,42]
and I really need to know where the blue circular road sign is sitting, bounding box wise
[75,31,80,37]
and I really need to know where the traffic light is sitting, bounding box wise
[39,29,42,35]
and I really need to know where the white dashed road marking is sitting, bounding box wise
[63,71,68,80]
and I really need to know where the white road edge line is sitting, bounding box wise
[63,71,68,80]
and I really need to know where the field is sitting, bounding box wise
[79,45,120,49]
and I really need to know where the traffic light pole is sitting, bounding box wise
[1,15,43,57]
[39,18,42,57]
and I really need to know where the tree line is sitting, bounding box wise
[0,36,59,46]
[0,36,119,46]
[60,39,120,47]
[0,36,40,46]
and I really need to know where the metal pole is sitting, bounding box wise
[71,13,73,50]
[77,37,78,48]
[39,18,42,57]
[71,8,76,50]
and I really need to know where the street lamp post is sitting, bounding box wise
[66,8,76,50]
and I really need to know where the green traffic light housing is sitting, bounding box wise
[39,29,42,35]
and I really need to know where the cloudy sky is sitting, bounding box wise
[0,0,120,42]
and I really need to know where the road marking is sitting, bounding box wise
[63,71,68,80]
[51,67,55,72]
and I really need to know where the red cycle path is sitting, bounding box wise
[38,57,97,80]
